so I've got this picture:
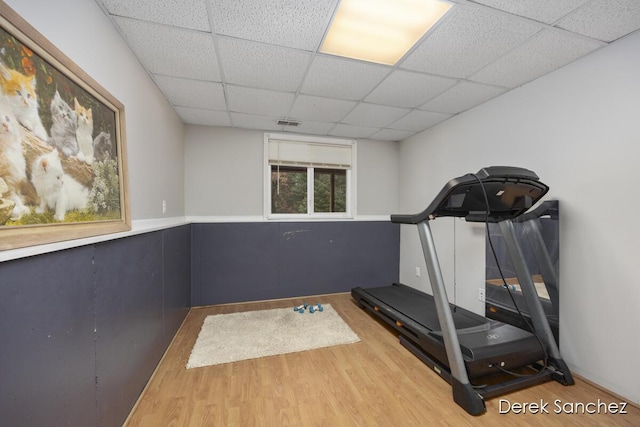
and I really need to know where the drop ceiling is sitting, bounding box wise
[96,0,640,142]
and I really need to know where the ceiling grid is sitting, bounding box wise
[97,0,640,141]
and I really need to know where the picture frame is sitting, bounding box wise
[0,2,130,251]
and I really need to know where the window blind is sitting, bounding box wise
[268,139,352,169]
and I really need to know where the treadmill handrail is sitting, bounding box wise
[391,166,549,224]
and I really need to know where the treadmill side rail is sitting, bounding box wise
[399,336,486,415]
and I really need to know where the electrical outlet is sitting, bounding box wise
[415,267,421,277]
[162,200,167,214]
[478,287,486,302]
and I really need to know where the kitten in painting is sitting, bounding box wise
[0,101,30,219]
[49,90,79,157]
[31,149,88,221]
[74,98,94,164]
[0,60,48,140]
[93,131,113,162]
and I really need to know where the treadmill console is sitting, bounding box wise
[391,166,549,224]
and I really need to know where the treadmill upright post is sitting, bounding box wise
[524,218,560,313]
[498,218,575,389]
[417,220,486,415]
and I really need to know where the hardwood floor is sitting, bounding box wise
[125,293,639,426]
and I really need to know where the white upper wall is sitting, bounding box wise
[5,0,185,219]
[398,30,640,404]
[185,127,263,217]
[184,126,399,218]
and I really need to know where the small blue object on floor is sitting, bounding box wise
[294,303,308,313]
[309,303,323,313]
[293,303,323,313]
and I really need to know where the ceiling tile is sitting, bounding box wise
[370,129,416,142]
[230,113,284,131]
[365,70,457,108]
[100,0,210,31]
[288,95,356,122]
[175,107,231,127]
[469,29,603,88]
[300,55,391,101]
[153,75,226,110]
[282,121,335,136]
[342,103,411,128]
[400,5,543,78]
[217,37,311,92]
[227,86,295,117]
[329,124,380,139]
[388,110,452,132]
[556,0,640,42]
[470,0,590,24]
[114,17,220,81]
[421,81,507,114]
[209,0,337,51]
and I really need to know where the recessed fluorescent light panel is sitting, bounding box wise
[320,0,452,65]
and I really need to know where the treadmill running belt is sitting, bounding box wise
[365,285,482,331]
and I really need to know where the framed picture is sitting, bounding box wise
[0,2,130,251]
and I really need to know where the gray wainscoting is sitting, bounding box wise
[0,225,191,427]
[191,221,400,306]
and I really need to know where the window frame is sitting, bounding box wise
[264,133,357,220]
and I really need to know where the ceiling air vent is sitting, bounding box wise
[277,119,300,127]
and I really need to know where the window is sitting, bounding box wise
[265,133,356,219]
[313,168,347,213]
[271,166,307,214]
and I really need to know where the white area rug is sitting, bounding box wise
[186,304,360,369]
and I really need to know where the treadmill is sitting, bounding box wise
[352,166,574,415]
